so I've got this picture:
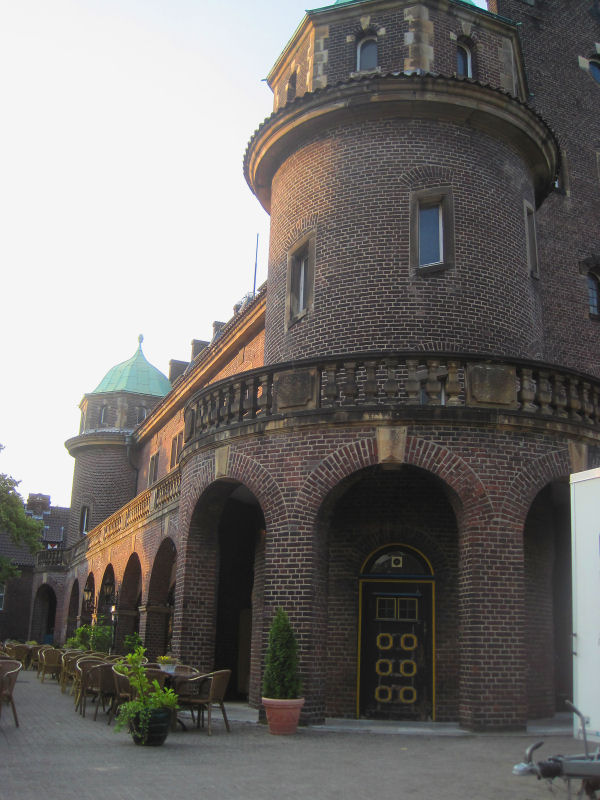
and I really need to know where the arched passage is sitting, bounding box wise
[115,553,142,653]
[146,538,177,659]
[318,464,460,722]
[98,564,116,623]
[81,573,95,624]
[66,580,79,639]
[31,584,57,645]
[176,480,264,700]
[523,480,572,718]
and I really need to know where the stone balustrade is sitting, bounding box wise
[34,470,181,570]
[183,353,600,445]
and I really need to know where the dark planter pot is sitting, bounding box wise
[130,708,172,746]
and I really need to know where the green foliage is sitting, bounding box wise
[0,446,43,582]
[262,608,302,699]
[114,646,179,744]
[123,632,143,654]
[65,619,112,653]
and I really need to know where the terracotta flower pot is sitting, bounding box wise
[262,697,305,735]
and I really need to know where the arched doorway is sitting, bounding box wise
[115,553,142,653]
[147,538,177,658]
[31,584,57,644]
[524,481,572,718]
[180,480,264,700]
[358,544,435,720]
[323,464,459,721]
[98,565,116,623]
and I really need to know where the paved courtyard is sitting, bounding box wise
[0,669,582,800]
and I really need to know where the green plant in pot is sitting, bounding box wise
[262,608,304,734]
[114,646,179,746]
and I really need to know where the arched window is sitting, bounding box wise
[357,37,377,72]
[589,58,600,85]
[136,406,147,424]
[457,42,472,78]
[99,405,108,426]
[588,273,599,316]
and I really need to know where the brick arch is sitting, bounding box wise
[498,447,571,529]
[293,434,491,526]
[180,450,287,537]
[398,165,455,188]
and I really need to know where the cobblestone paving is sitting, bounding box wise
[0,671,581,800]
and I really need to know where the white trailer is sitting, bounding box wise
[571,467,600,742]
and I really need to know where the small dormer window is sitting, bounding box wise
[357,37,377,72]
[457,43,472,78]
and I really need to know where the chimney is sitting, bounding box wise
[190,339,209,360]
[168,360,189,382]
[212,321,226,342]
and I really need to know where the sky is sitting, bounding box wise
[0,0,487,508]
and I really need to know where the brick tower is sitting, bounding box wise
[65,336,171,546]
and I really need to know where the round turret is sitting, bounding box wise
[65,337,171,545]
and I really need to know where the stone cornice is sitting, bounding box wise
[65,430,129,457]
[245,73,558,212]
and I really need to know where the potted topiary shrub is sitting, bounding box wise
[261,608,304,734]
[114,646,179,746]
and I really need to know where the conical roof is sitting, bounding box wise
[91,336,171,397]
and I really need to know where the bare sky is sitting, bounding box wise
[0,0,487,508]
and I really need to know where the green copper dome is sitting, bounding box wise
[334,0,478,4]
[91,336,171,397]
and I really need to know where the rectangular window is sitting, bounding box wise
[524,201,539,276]
[170,432,184,469]
[79,505,90,535]
[148,453,159,486]
[410,187,454,274]
[0,583,4,611]
[286,231,316,328]
[419,204,443,266]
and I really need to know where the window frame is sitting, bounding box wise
[523,200,539,277]
[357,36,378,72]
[286,230,316,328]
[0,582,4,611]
[80,505,90,535]
[410,186,455,275]
[588,273,600,318]
[456,42,472,78]
[148,452,159,487]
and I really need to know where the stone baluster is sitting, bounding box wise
[364,360,378,402]
[592,386,600,425]
[551,373,568,418]
[405,358,420,403]
[425,360,442,405]
[381,358,397,403]
[229,380,242,424]
[342,362,358,404]
[445,360,462,406]
[536,370,553,415]
[324,364,339,405]
[581,382,593,423]
[198,397,209,432]
[257,373,272,416]
[568,377,582,421]
[519,368,537,412]
[243,375,259,419]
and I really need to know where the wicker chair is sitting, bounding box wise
[177,669,231,735]
[74,657,106,716]
[39,648,63,683]
[87,663,116,722]
[0,660,22,727]
[11,644,31,670]
[111,665,133,725]
[60,650,85,694]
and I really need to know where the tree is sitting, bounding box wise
[0,445,43,582]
